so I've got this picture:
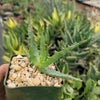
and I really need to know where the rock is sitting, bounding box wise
[53,79,58,84]
[18,83,24,87]
[27,78,34,86]
[20,62,26,67]
[9,73,14,81]
[54,83,61,87]
[8,83,16,88]
[28,67,33,72]
[45,80,53,86]
[12,65,22,71]
[16,55,23,58]
[26,73,31,78]
[11,57,17,64]
[6,80,11,84]
[32,77,41,86]
[41,82,47,86]
[17,73,21,78]
[16,78,22,83]
[58,78,62,84]
[39,75,44,81]
[12,73,17,79]
[24,67,28,71]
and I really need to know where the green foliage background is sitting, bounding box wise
[1,0,100,99]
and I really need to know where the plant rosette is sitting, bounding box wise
[4,55,63,100]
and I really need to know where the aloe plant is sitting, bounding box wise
[25,18,86,82]
[57,10,100,70]
[32,0,78,55]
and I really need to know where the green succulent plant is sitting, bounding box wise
[32,18,55,49]
[43,0,74,40]
[82,56,100,81]
[57,12,100,70]
[76,56,100,100]
[32,0,78,57]
[2,19,28,62]
[57,71,82,100]
[26,18,86,82]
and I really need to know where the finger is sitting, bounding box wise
[0,64,9,82]
[0,80,6,100]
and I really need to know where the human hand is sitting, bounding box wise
[0,64,8,100]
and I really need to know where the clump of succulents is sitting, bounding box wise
[2,18,28,62]
[76,56,100,100]
[26,18,85,81]
[57,7,100,70]
[57,58,100,100]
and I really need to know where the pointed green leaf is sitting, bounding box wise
[76,71,82,90]
[40,43,80,68]
[28,19,40,66]
[40,30,48,63]
[38,67,82,81]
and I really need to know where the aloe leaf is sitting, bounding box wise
[65,22,74,44]
[28,19,40,66]
[43,18,52,25]
[40,43,80,68]
[40,30,48,62]
[38,67,82,81]
[73,23,77,42]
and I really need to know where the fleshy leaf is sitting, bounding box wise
[38,67,83,81]
[40,43,80,68]
[28,18,40,66]
[40,30,48,63]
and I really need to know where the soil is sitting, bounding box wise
[7,55,62,88]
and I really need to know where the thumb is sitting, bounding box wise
[0,64,9,82]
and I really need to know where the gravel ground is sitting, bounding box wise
[0,17,4,65]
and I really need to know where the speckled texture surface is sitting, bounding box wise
[7,55,62,87]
